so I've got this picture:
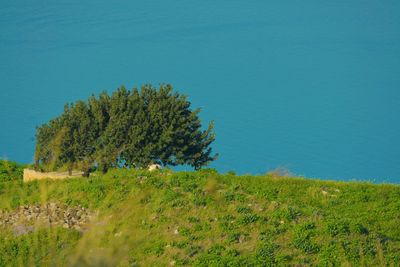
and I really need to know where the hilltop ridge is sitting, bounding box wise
[0,167,399,266]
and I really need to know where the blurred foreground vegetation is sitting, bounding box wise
[0,164,399,266]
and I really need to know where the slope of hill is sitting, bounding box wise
[0,168,399,266]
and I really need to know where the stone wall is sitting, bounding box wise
[23,169,83,182]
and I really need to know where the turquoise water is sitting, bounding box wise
[1,1,399,182]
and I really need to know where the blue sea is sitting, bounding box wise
[1,1,399,183]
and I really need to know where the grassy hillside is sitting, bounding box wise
[0,168,399,266]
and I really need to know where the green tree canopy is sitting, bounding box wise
[34,84,217,175]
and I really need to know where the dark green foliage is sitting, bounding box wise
[34,84,217,174]
[353,223,369,235]
[144,241,166,257]
[207,244,226,255]
[227,232,242,243]
[0,228,81,266]
[292,223,320,254]
[236,206,252,214]
[237,214,260,225]
[172,240,190,249]
[273,206,302,222]
[327,219,350,237]
[255,241,278,266]
[224,191,246,203]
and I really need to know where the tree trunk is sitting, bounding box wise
[101,164,108,174]
[83,169,90,177]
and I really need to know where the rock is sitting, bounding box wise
[0,202,93,235]
[114,232,122,237]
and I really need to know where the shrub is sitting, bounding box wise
[192,190,212,206]
[237,214,260,225]
[144,242,166,257]
[352,223,369,235]
[273,206,302,221]
[293,232,320,254]
[0,160,24,182]
[236,206,252,214]
[327,219,350,237]
[292,223,320,254]
[207,244,226,255]
[255,241,278,266]
[223,191,246,203]
[227,232,242,244]
[171,241,189,249]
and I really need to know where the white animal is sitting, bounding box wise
[148,164,162,171]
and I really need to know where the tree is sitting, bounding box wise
[88,91,111,173]
[34,84,217,175]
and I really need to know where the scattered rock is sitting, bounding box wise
[0,203,93,235]
[114,231,122,237]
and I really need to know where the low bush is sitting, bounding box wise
[0,160,25,182]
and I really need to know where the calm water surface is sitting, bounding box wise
[1,1,399,182]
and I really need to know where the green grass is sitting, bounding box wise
[0,159,25,182]
[0,167,399,266]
